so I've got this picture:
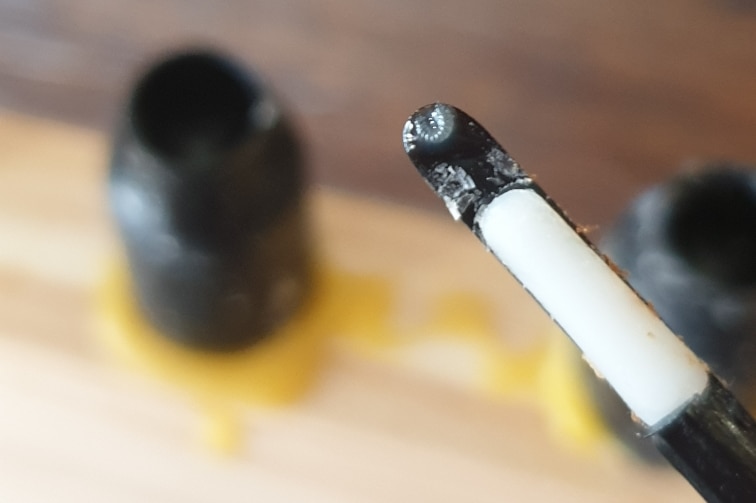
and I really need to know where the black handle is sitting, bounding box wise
[652,375,756,503]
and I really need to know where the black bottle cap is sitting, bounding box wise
[109,50,311,351]
[596,163,756,460]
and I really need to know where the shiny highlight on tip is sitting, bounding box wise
[403,103,456,151]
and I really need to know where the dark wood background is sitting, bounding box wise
[3,0,756,228]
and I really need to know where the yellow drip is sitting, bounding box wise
[99,264,331,407]
[97,261,399,452]
[535,333,612,453]
[97,262,611,455]
[197,403,243,455]
[416,291,611,454]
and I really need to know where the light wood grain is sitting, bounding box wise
[0,111,701,501]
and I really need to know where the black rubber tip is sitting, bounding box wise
[402,103,527,228]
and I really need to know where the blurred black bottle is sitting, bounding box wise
[588,163,756,460]
[109,50,311,351]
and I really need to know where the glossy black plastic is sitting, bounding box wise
[109,50,311,351]
[653,375,756,503]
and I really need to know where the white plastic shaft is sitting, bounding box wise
[478,188,709,426]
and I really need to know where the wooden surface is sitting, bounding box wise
[4,0,756,228]
[0,111,705,501]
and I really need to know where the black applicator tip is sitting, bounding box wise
[402,102,528,228]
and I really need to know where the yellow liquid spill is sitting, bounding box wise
[415,290,611,454]
[97,261,610,455]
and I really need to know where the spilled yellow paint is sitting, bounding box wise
[97,262,396,452]
[97,262,610,455]
[406,290,612,454]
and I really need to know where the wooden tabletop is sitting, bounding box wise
[3,3,749,499]
[3,0,756,229]
[0,111,704,501]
